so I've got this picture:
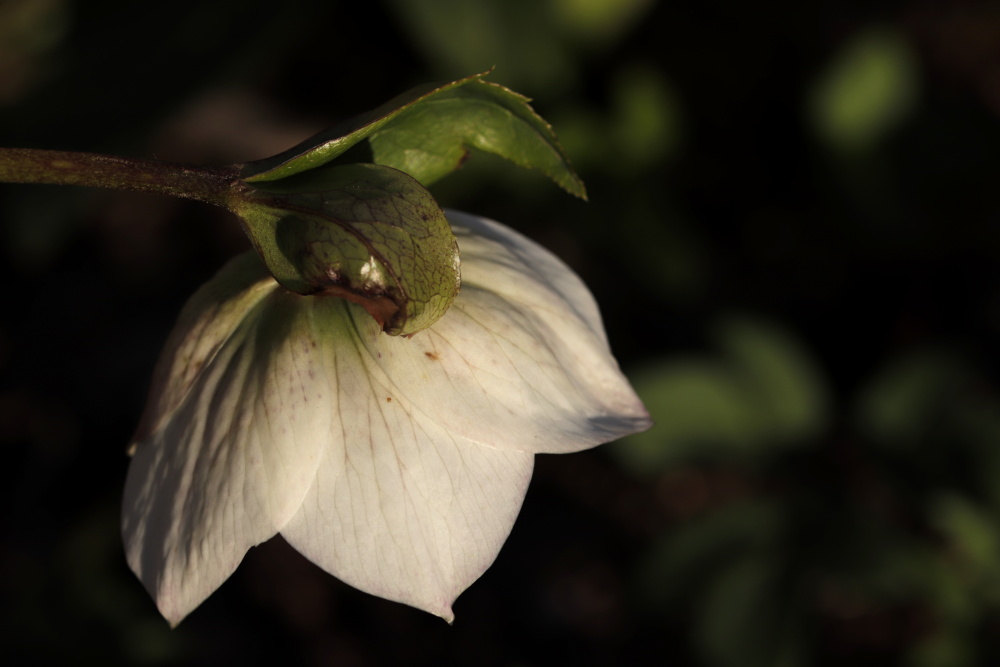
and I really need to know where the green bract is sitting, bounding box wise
[231,163,459,337]
[228,71,584,336]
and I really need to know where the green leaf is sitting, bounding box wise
[717,317,829,444]
[231,73,582,334]
[612,359,765,474]
[852,349,968,448]
[638,500,783,604]
[369,78,586,197]
[231,162,460,336]
[808,27,918,153]
[697,554,796,667]
[241,71,585,198]
[241,73,488,182]
[929,493,1000,582]
[612,317,828,475]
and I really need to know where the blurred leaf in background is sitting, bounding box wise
[0,0,70,104]
[617,338,1000,667]
[384,0,654,94]
[808,27,920,155]
[614,316,829,472]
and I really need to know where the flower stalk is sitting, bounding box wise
[0,147,238,207]
[0,146,460,336]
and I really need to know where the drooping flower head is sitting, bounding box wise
[123,211,651,626]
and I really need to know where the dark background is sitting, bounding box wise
[4,0,1000,665]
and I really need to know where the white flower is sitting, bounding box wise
[122,210,651,626]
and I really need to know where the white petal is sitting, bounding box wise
[123,257,334,626]
[280,298,534,621]
[448,210,609,341]
[130,253,275,448]
[352,211,651,454]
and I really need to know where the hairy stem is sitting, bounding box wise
[0,147,239,208]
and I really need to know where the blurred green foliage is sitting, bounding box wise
[616,317,828,470]
[623,333,1000,667]
[808,27,919,154]
[4,1,1000,666]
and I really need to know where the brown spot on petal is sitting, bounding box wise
[425,351,439,360]
[386,397,392,402]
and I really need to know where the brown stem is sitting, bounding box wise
[0,147,240,208]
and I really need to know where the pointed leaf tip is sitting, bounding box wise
[370,78,587,198]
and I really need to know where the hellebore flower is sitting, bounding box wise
[122,210,651,626]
